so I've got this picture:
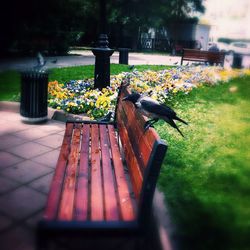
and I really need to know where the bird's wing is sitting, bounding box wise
[140,99,176,118]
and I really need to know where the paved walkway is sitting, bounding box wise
[1,49,249,72]
[0,103,175,250]
[0,50,183,72]
[0,105,65,250]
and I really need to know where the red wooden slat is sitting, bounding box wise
[119,90,160,149]
[117,104,152,168]
[182,49,224,64]
[74,124,90,220]
[90,124,104,221]
[117,100,160,171]
[108,125,136,221]
[58,124,81,220]
[117,118,143,199]
[99,125,119,221]
[43,123,73,220]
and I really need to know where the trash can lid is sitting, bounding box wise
[20,68,48,75]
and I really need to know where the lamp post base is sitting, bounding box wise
[92,34,114,89]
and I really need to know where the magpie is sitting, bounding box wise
[122,92,188,137]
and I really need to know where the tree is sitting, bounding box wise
[106,0,205,49]
[0,0,95,55]
[0,0,205,55]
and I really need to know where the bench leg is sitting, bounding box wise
[36,234,47,250]
[36,227,51,250]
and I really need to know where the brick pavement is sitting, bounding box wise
[0,110,65,250]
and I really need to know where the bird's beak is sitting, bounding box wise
[122,96,129,101]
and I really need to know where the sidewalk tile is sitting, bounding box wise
[35,133,63,149]
[0,226,34,250]
[0,119,7,125]
[0,186,46,220]
[37,121,65,132]
[0,120,33,136]
[14,127,53,141]
[0,152,24,169]
[28,172,54,194]
[0,111,20,121]
[32,149,60,168]
[6,142,51,159]
[58,130,66,136]
[25,210,43,229]
[0,134,27,150]
[1,160,53,184]
[0,176,20,194]
[0,215,12,231]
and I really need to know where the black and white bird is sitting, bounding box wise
[122,92,188,137]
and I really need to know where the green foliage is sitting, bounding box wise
[1,0,95,55]
[157,76,250,249]
[0,71,20,101]
[1,0,205,54]
[107,0,204,48]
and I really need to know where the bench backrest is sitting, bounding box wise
[116,86,167,225]
[182,48,225,65]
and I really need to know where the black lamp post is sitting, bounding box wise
[92,0,114,89]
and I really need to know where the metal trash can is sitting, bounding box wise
[119,48,129,64]
[20,69,49,123]
[232,53,242,68]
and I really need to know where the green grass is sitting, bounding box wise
[0,64,169,100]
[0,71,21,100]
[156,76,250,250]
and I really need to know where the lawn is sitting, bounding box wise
[156,75,250,249]
[0,70,20,100]
[0,64,249,249]
[0,64,169,101]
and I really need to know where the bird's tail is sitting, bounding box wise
[168,119,185,137]
[176,126,185,137]
[175,116,188,125]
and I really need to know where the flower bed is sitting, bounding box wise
[48,65,250,119]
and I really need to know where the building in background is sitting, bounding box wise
[201,0,250,41]
[138,21,211,53]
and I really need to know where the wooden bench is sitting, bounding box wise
[181,48,225,66]
[37,84,168,249]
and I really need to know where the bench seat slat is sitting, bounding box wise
[99,125,119,221]
[75,124,90,220]
[91,124,104,221]
[58,124,81,221]
[108,125,136,221]
[44,123,74,220]
[44,123,136,223]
